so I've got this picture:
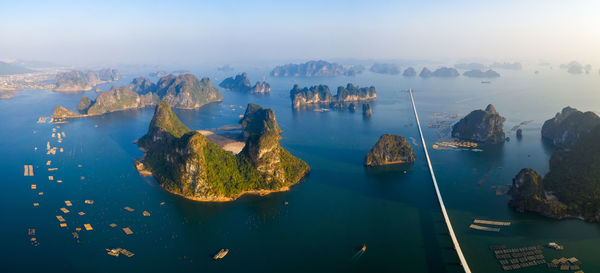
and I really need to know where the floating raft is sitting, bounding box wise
[56,215,66,222]
[474,219,511,226]
[84,200,94,204]
[24,165,34,176]
[84,224,93,231]
[48,176,53,181]
[124,207,134,212]
[60,208,70,213]
[31,184,36,190]
[142,211,151,216]
[122,227,133,235]
[64,200,72,206]
[469,224,500,232]
[46,161,51,166]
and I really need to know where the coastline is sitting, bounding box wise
[134,159,308,203]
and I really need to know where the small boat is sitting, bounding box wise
[213,249,229,260]
[361,245,367,252]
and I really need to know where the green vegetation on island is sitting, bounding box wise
[136,101,309,201]
[54,69,120,92]
[541,106,600,148]
[52,73,222,118]
[271,60,363,77]
[219,72,270,94]
[365,134,415,166]
[510,107,600,222]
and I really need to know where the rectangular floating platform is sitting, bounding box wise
[48,176,53,181]
[64,201,72,206]
[24,165,34,176]
[469,224,500,232]
[56,215,65,222]
[46,161,51,166]
[124,207,134,212]
[60,208,70,213]
[474,219,511,226]
[142,211,151,216]
[59,223,67,228]
[122,227,133,235]
[84,224,93,231]
[31,184,36,190]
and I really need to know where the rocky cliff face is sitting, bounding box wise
[451,104,506,143]
[219,73,270,94]
[364,134,415,166]
[157,74,222,109]
[98,68,120,81]
[290,84,376,109]
[136,102,309,201]
[541,106,600,148]
[432,67,460,77]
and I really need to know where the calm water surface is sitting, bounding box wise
[1,67,599,273]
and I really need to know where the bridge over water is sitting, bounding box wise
[409,88,471,273]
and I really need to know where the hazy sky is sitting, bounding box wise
[1,0,599,66]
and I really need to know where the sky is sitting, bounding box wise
[1,0,599,66]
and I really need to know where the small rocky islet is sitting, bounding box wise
[509,107,600,222]
[364,134,414,167]
[219,72,270,94]
[135,101,310,201]
[52,74,222,118]
[451,104,506,144]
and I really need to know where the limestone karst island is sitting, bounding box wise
[4,1,600,273]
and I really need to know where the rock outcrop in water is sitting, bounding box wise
[54,69,120,92]
[53,74,222,118]
[129,77,156,94]
[432,67,460,77]
[541,106,600,148]
[463,69,500,78]
[490,62,522,70]
[370,63,400,75]
[136,101,309,201]
[290,83,376,109]
[509,124,600,222]
[52,105,81,119]
[364,134,415,166]
[402,67,416,77]
[271,60,361,77]
[451,104,506,143]
[508,168,567,218]
[362,103,372,117]
[419,67,432,78]
[219,73,270,94]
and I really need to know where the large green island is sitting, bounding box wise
[135,101,310,201]
[509,107,600,222]
[52,74,222,118]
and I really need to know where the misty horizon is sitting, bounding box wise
[2,0,600,67]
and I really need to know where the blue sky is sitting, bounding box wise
[1,0,599,66]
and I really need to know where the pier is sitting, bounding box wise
[409,88,471,273]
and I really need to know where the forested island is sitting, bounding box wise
[135,101,310,201]
[54,68,120,92]
[271,60,363,77]
[53,74,222,118]
[219,73,270,94]
[451,104,505,143]
[369,63,400,75]
[509,107,600,222]
[290,83,376,109]
[364,134,414,166]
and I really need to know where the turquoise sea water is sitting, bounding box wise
[1,67,599,273]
